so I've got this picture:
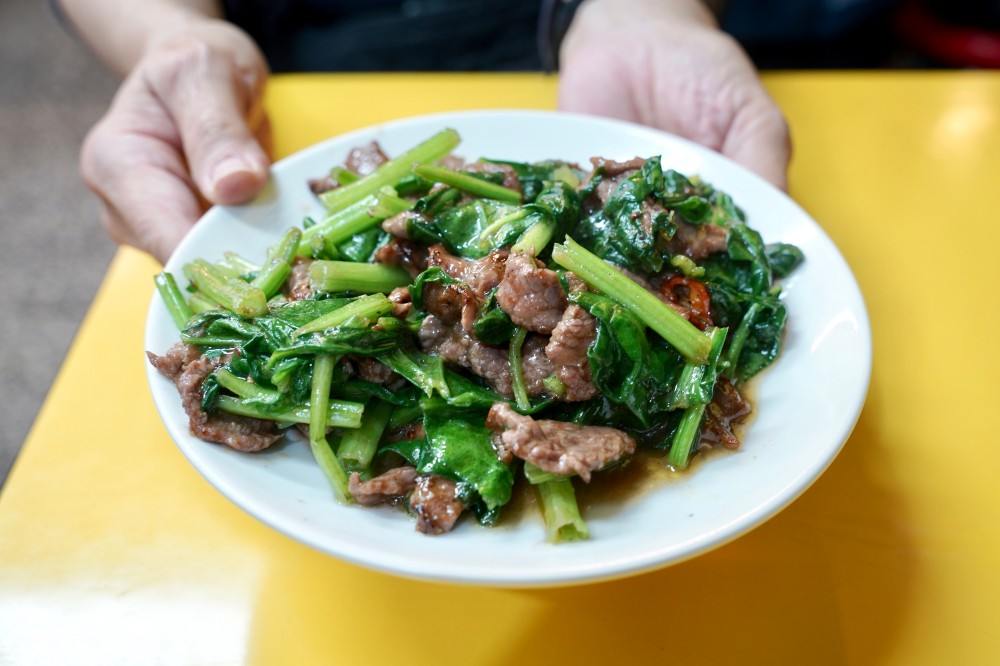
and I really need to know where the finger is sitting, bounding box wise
[721,97,792,192]
[146,43,270,205]
[254,113,274,163]
[82,117,204,263]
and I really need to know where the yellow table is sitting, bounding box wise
[2,73,999,664]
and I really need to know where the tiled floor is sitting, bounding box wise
[0,0,118,486]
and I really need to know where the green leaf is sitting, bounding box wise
[419,409,514,510]
[571,291,685,427]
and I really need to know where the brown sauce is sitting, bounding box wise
[497,383,758,527]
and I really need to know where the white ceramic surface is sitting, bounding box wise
[146,110,871,587]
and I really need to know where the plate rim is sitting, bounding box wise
[145,108,872,587]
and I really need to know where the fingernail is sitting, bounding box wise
[210,155,262,203]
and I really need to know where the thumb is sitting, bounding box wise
[151,44,270,205]
[720,98,792,192]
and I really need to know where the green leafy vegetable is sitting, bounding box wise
[151,129,804,542]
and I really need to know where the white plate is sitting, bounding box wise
[146,110,871,587]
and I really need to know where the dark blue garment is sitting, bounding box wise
[222,0,546,72]
[723,0,893,43]
[220,0,896,73]
[722,0,896,67]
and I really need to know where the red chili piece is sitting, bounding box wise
[661,275,712,330]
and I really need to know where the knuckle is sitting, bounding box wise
[144,41,218,90]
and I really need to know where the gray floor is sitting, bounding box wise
[0,0,118,487]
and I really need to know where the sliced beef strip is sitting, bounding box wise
[348,467,418,506]
[388,286,412,318]
[426,245,507,298]
[700,377,752,450]
[640,199,669,236]
[373,238,429,279]
[190,411,283,453]
[418,315,512,396]
[544,305,595,367]
[147,341,202,382]
[421,245,509,332]
[590,156,646,177]
[383,421,425,444]
[544,304,599,401]
[410,474,465,535]
[420,279,481,331]
[308,141,388,194]
[521,333,556,397]
[666,218,729,261]
[486,403,635,483]
[345,141,389,176]
[592,172,631,209]
[381,210,424,240]
[350,356,398,386]
[285,257,314,301]
[464,161,523,194]
[494,252,567,335]
[308,175,338,195]
[418,322,568,401]
[583,156,643,211]
[148,344,281,452]
[438,154,466,171]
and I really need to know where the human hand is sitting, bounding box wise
[80,20,271,263]
[558,0,791,190]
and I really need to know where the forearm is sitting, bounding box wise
[56,0,225,76]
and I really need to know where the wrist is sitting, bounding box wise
[561,0,721,66]
[574,0,721,28]
[57,0,231,77]
[144,18,268,79]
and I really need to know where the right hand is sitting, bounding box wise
[558,0,791,191]
[81,21,272,264]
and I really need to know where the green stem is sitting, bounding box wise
[551,237,711,364]
[386,403,423,431]
[188,292,220,314]
[308,260,411,294]
[251,258,292,299]
[319,129,461,212]
[214,368,278,401]
[309,354,352,502]
[299,189,413,257]
[512,218,558,256]
[723,301,763,380]
[270,227,303,264]
[667,403,707,471]
[215,395,364,429]
[337,399,394,472]
[414,163,522,204]
[525,464,588,542]
[368,187,415,219]
[299,195,378,256]
[219,252,260,277]
[672,326,728,409]
[214,368,363,427]
[154,272,194,331]
[293,293,393,338]
[509,327,531,411]
[328,165,360,185]
[180,335,244,347]
[183,259,268,318]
